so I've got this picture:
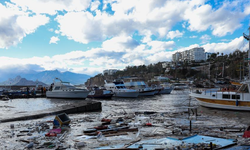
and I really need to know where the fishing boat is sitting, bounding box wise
[190,80,250,111]
[124,81,155,96]
[173,83,189,90]
[104,81,139,98]
[158,83,174,94]
[46,78,89,99]
[87,86,113,99]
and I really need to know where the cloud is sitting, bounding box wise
[10,0,91,15]
[200,34,211,44]
[184,1,246,36]
[0,35,247,76]
[45,0,248,45]
[0,3,49,48]
[49,36,60,44]
[56,11,104,44]
[54,0,203,44]
[90,0,101,11]
[102,35,139,52]
[189,35,197,38]
[202,36,248,54]
[167,30,184,39]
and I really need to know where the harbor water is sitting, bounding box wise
[0,89,249,149]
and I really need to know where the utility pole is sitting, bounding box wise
[243,27,250,79]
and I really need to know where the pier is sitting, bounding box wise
[0,100,102,123]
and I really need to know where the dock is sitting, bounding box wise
[0,100,102,123]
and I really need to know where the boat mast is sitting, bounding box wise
[243,27,250,79]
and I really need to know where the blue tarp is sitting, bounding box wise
[97,135,235,149]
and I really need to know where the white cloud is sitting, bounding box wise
[0,3,49,48]
[56,11,104,44]
[10,0,91,15]
[102,35,139,52]
[90,0,101,11]
[147,41,175,52]
[50,0,248,45]
[202,36,247,54]
[189,35,197,38]
[184,1,245,37]
[0,35,247,76]
[200,34,211,44]
[167,30,184,39]
[49,36,60,44]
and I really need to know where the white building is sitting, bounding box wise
[172,52,182,62]
[190,47,205,62]
[172,47,205,62]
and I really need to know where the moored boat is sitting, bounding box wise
[159,83,174,94]
[190,80,250,111]
[173,83,189,90]
[87,87,113,99]
[104,81,139,98]
[46,78,89,99]
[124,81,155,96]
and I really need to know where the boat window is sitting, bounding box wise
[222,94,230,99]
[232,95,240,99]
[54,87,60,90]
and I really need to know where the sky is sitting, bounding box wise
[0,0,250,76]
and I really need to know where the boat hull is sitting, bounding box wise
[190,93,250,111]
[139,90,155,96]
[46,90,89,99]
[114,91,139,98]
[159,88,173,94]
[87,94,113,99]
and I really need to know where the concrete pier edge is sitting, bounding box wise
[0,100,102,123]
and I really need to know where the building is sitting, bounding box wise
[189,47,205,62]
[205,52,212,60]
[172,47,205,62]
[103,69,118,75]
[172,52,182,62]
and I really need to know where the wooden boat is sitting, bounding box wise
[190,80,250,111]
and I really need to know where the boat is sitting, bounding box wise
[189,80,250,111]
[158,83,174,94]
[46,78,89,99]
[173,83,189,90]
[0,95,9,101]
[124,81,155,96]
[87,86,113,99]
[104,81,139,98]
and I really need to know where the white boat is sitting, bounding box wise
[104,81,139,98]
[190,80,250,111]
[173,83,189,90]
[46,78,89,99]
[158,83,174,94]
[124,81,155,96]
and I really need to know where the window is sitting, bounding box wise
[222,94,230,99]
[54,87,60,90]
[232,95,240,99]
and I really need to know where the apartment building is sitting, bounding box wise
[172,47,206,62]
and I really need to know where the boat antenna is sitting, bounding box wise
[243,26,250,79]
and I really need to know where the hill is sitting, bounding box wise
[1,76,47,86]
[0,70,91,85]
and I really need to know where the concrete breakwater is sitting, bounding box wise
[0,100,101,123]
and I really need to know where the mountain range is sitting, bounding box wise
[0,70,91,85]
